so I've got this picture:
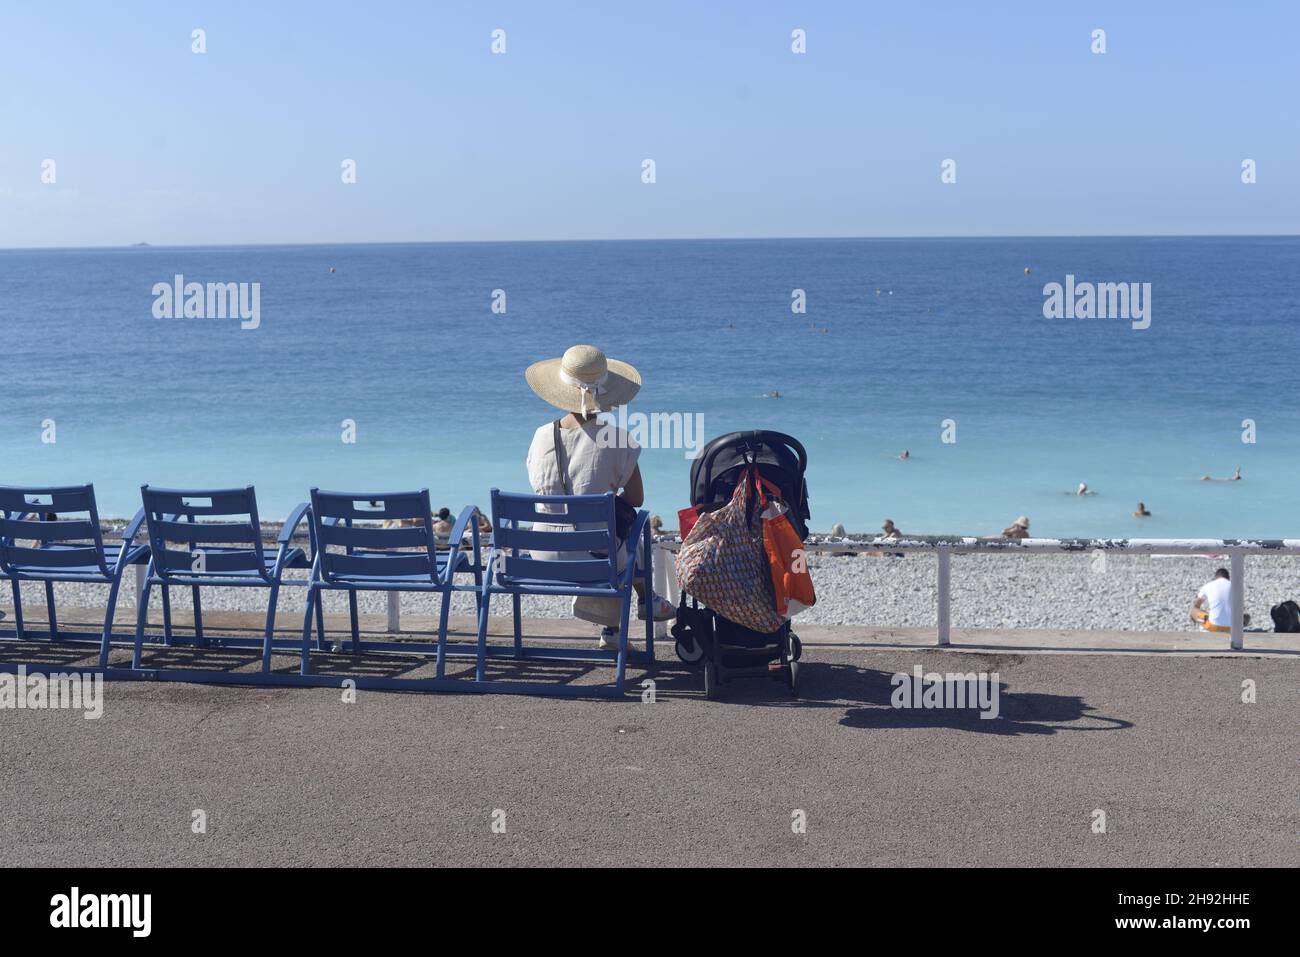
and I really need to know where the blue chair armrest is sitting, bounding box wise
[444,505,482,582]
[278,502,311,546]
[122,507,147,544]
[273,502,313,574]
[620,509,651,588]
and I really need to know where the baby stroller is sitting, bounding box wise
[671,431,810,698]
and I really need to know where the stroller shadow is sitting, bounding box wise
[830,664,1131,736]
[652,658,1132,737]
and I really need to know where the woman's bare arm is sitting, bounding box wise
[621,465,645,507]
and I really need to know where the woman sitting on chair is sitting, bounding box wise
[524,344,675,649]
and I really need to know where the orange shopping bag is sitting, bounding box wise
[754,471,816,617]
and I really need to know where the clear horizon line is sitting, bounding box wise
[3,231,1299,253]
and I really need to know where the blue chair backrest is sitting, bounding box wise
[140,486,266,580]
[0,484,111,577]
[489,489,619,589]
[308,489,438,583]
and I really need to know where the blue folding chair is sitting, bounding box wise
[0,484,149,669]
[301,489,482,680]
[476,489,654,697]
[134,486,311,674]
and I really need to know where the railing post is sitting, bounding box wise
[936,545,951,646]
[387,591,401,634]
[653,544,671,640]
[1230,550,1244,650]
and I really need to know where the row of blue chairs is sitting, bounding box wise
[0,483,655,697]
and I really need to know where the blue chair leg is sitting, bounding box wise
[44,581,59,640]
[315,590,328,651]
[512,593,523,658]
[260,582,280,672]
[192,585,205,647]
[98,570,124,668]
[132,576,154,669]
[614,593,632,694]
[9,579,24,639]
[300,586,316,675]
[160,584,173,645]
[436,587,451,678]
[475,589,492,681]
[348,591,360,653]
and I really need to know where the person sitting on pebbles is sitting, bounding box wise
[1001,515,1030,539]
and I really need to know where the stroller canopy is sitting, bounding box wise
[689,430,810,540]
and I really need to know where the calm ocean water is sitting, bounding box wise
[0,237,1296,538]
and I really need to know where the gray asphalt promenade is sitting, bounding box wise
[1,610,1295,867]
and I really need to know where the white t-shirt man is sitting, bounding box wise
[1196,576,1233,629]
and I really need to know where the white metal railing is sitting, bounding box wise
[650,536,1300,651]
[143,535,1294,651]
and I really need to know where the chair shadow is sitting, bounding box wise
[126,643,612,687]
[0,639,100,669]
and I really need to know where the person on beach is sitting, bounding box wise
[879,518,905,557]
[1001,516,1030,539]
[431,507,453,535]
[1134,502,1151,517]
[649,515,664,538]
[1190,567,1250,632]
[525,344,675,649]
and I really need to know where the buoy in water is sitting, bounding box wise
[1023,266,1030,274]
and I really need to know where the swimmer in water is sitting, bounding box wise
[1200,466,1242,482]
[1077,482,1089,496]
[899,450,909,460]
[1134,502,1151,517]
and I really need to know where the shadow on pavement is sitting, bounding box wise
[647,657,1133,736]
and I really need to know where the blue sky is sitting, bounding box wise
[1,0,1295,247]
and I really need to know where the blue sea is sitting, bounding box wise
[1,237,1296,538]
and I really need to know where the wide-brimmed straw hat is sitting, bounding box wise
[525,344,641,414]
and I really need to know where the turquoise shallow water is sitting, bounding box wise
[0,236,1296,538]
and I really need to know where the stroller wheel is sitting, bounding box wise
[703,661,719,699]
[788,658,800,698]
[788,634,803,661]
[675,637,705,664]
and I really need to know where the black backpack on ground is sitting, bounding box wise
[1269,600,1300,633]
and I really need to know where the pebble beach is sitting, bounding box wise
[8,544,1297,635]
